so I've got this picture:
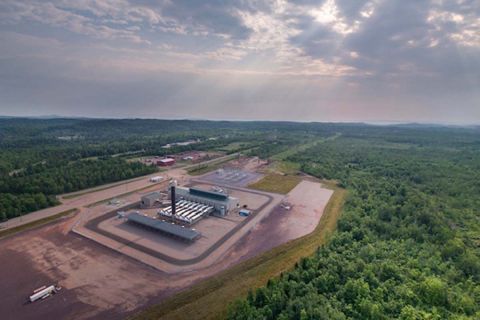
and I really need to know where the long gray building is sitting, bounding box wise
[127,212,200,241]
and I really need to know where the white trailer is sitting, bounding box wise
[150,176,163,183]
[29,285,59,302]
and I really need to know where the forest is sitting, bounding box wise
[0,118,335,220]
[228,127,480,319]
[2,118,480,319]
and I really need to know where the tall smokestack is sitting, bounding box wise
[171,186,176,216]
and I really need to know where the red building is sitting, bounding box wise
[157,158,176,167]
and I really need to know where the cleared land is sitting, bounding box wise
[131,180,345,320]
[241,180,334,253]
[76,182,282,273]
[0,218,166,320]
[0,155,340,320]
[0,208,77,239]
[248,173,301,194]
[88,185,272,265]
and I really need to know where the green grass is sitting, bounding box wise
[217,142,245,152]
[270,161,302,175]
[130,181,346,320]
[248,174,302,194]
[0,208,78,239]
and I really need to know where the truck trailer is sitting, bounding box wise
[29,285,60,302]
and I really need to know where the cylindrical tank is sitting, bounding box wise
[29,285,55,302]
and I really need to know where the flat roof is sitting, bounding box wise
[127,213,200,241]
[159,158,175,163]
[141,192,160,201]
[188,187,228,201]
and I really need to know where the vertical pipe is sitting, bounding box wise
[171,186,176,216]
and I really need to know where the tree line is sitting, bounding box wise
[0,158,156,220]
[229,130,480,319]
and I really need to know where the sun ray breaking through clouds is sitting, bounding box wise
[0,0,479,123]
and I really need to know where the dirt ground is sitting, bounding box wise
[230,156,268,171]
[0,220,167,320]
[221,180,334,262]
[0,158,333,320]
[75,182,282,273]
[98,183,269,264]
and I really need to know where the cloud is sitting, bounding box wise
[0,0,479,123]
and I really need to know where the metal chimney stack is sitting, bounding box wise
[170,186,176,216]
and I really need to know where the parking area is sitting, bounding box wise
[199,169,263,187]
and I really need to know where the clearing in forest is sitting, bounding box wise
[248,173,301,194]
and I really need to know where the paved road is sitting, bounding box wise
[0,172,167,230]
[0,153,237,231]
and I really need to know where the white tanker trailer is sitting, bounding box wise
[29,284,61,302]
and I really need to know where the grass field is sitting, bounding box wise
[0,208,78,239]
[130,181,346,320]
[248,173,301,194]
[269,161,301,175]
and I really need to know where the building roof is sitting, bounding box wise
[159,158,175,163]
[141,192,160,202]
[188,187,229,201]
[127,213,199,241]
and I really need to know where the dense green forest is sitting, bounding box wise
[0,159,156,220]
[0,118,335,220]
[2,118,480,319]
[229,128,480,319]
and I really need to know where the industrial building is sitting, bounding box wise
[140,192,160,208]
[159,199,214,224]
[127,212,200,242]
[157,158,175,166]
[171,186,239,216]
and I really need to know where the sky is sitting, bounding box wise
[0,0,479,124]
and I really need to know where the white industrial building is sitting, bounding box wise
[171,186,239,216]
[158,199,214,224]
